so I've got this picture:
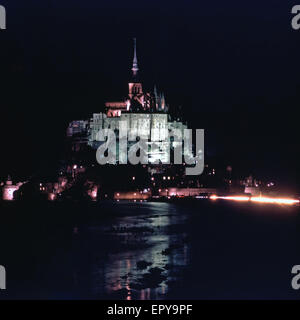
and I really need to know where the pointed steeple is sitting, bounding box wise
[161,93,166,110]
[128,38,143,101]
[131,38,139,77]
[153,85,159,110]
[154,85,158,98]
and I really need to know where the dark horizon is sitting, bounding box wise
[0,0,299,189]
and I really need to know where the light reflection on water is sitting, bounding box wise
[2,200,299,299]
[90,202,190,300]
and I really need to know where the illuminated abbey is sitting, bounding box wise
[68,39,188,164]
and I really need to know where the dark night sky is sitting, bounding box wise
[0,0,300,188]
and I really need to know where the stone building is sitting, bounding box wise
[66,39,190,167]
[87,39,188,164]
[1,176,24,201]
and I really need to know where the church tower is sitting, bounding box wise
[128,38,143,101]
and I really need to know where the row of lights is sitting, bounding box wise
[210,195,299,206]
[132,176,173,181]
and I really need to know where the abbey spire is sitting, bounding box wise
[129,38,143,101]
[131,38,139,78]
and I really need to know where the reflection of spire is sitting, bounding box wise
[131,38,139,77]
